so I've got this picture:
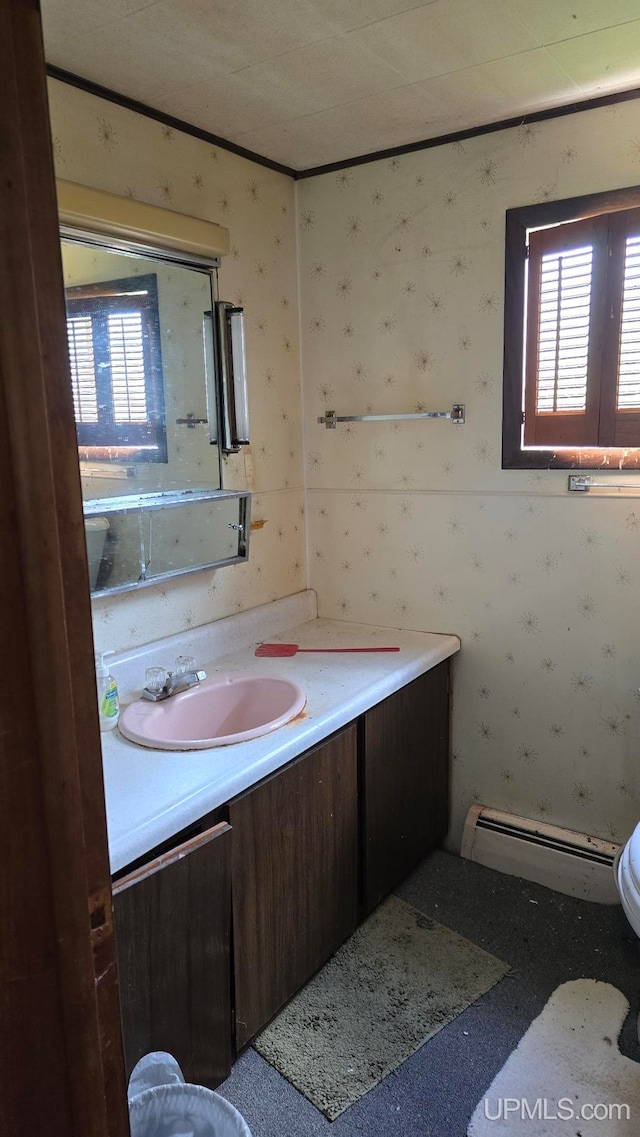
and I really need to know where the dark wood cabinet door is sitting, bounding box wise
[362,662,450,914]
[112,821,232,1088]
[230,725,358,1049]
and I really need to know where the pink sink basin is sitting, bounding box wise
[118,672,307,751]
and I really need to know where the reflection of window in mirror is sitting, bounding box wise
[503,185,640,470]
[60,236,223,500]
[66,273,167,463]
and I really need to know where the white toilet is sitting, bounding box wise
[614,824,640,1042]
[615,822,640,937]
[84,516,110,589]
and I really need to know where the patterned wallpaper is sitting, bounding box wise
[47,78,305,655]
[48,74,640,851]
[298,102,640,850]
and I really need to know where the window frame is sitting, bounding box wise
[65,272,168,464]
[502,184,640,470]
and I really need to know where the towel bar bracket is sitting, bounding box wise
[568,474,640,493]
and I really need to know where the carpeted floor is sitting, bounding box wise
[218,851,640,1137]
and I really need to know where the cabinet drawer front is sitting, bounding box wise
[113,820,232,1088]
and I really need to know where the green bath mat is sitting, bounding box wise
[254,894,509,1120]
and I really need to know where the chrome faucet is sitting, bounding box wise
[141,656,206,701]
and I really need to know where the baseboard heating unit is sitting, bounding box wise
[461,804,621,904]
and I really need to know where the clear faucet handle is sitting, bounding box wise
[145,666,167,693]
[174,655,196,676]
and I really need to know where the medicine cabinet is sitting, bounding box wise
[57,180,251,596]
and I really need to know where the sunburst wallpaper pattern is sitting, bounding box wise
[298,103,640,850]
[48,75,640,853]
[47,78,305,657]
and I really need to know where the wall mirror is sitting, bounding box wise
[58,181,251,596]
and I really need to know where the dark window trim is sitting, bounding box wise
[66,272,168,463]
[503,184,640,470]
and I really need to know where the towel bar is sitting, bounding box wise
[317,404,465,429]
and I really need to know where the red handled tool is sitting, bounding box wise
[255,643,400,657]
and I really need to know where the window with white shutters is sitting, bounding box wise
[107,312,148,423]
[616,235,640,411]
[534,246,592,414]
[503,191,640,468]
[67,315,99,423]
[64,273,167,462]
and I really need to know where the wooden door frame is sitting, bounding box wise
[1,2,129,1134]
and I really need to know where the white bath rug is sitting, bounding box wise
[468,980,640,1136]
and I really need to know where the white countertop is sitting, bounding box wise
[101,596,459,874]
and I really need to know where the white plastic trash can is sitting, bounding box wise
[127,1052,252,1137]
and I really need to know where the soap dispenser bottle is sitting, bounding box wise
[95,653,119,731]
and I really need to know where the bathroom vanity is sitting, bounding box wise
[102,593,459,1088]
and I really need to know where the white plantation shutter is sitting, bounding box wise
[107,311,148,423]
[67,316,99,423]
[616,235,640,411]
[536,245,592,414]
[524,215,607,449]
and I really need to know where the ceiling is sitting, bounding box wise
[40,0,640,173]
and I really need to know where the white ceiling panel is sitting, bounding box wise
[45,11,222,104]
[349,0,540,84]
[506,0,640,45]
[547,21,640,93]
[233,115,349,171]
[237,83,437,168]
[40,0,160,53]
[195,37,408,125]
[155,73,285,140]
[415,49,580,125]
[148,0,343,72]
[306,0,440,35]
[41,0,640,170]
